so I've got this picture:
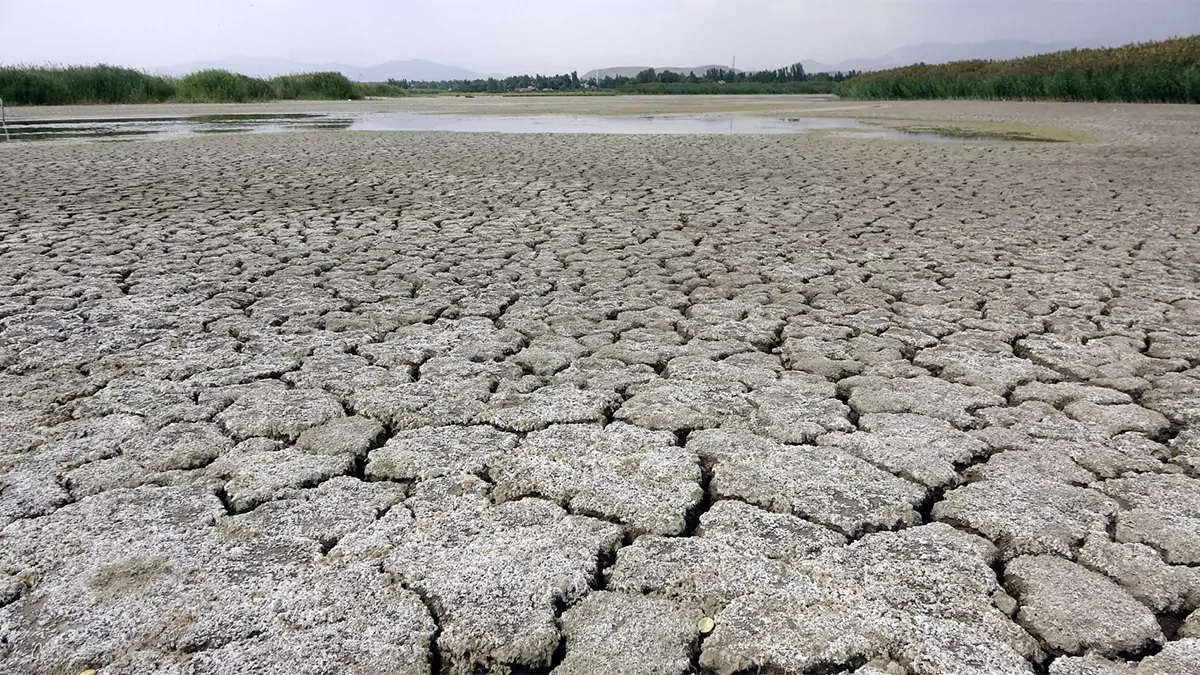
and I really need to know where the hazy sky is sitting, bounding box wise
[1,0,1197,73]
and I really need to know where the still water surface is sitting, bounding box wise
[1,112,996,142]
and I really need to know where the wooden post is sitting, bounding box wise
[0,98,9,141]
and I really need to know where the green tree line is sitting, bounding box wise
[0,65,408,105]
[389,63,859,94]
[388,72,583,93]
[840,35,1200,103]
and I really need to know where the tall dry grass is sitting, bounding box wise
[838,36,1200,103]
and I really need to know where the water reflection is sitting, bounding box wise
[1,112,1034,143]
[2,114,351,141]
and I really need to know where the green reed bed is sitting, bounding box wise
[839,35,1200,103]
[0,65,408,105]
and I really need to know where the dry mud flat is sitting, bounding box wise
[1,100,1200,674]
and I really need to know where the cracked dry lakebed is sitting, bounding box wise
[1,96,1199,674]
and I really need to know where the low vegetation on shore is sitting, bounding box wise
[839,35,1200,103]
[385,64,853,96]
[587,81,839,95]
[0,65,406,105]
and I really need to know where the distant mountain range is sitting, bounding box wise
[157,57,491,82]
[157,39,1124,83]
[581,40,1123,79]
[800,38,1119,73]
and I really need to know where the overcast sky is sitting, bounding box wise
[1,0,1197,73]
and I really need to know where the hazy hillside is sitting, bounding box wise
[579,41,1110,79]
[804,38,1118,73]
[582,65,739,80]
[349,60,487,82]
[154,38,1128,83]
[158,57,486,82]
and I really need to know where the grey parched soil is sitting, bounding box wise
[2,99,1199,675]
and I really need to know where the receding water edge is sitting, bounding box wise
[0,112,1065,143]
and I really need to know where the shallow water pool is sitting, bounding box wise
[0,111,1027,142]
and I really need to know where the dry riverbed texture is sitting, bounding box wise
[1,98,1199,674]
